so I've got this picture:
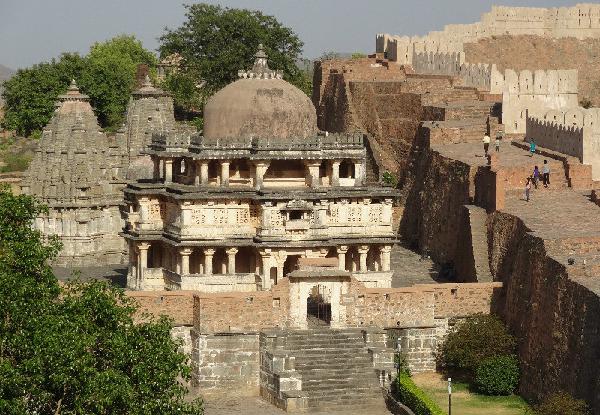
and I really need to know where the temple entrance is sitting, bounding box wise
[306,285,331,327]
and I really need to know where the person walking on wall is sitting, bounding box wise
[533,165,540,189]
[529,139,536,157]
[524,177,532,202]
[542,159,550,188]
[483,133,491,155]
[495,134,501,152]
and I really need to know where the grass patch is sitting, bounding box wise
[412,373,531,415]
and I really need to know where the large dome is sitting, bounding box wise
[203,46,317,140]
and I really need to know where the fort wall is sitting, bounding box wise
[525,113,600,180]
[377,4,600,64]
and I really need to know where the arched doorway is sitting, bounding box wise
[306,285,331,327]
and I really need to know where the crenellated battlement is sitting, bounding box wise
[377,3,600,65]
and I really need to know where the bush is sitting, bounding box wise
[394,374,445,415]
[0,153,32,172]
[528,392,590,415]
[474,355,520,395]
[437,314,516,375]
[382,171,398,187]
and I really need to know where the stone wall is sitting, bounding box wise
[525,116,600,180]
[411,51,503,93]
[127,290,195,326]
[502,69,579,134]
[192,332,260,396]
[488,211,600,412]
[378,4,600,65]
[465,35,600,107]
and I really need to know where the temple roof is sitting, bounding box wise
[203,45,318,141]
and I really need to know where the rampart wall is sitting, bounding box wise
[377,4,600,64]
[411,51,504,92]
[525,113,600,180]
[502,69,579,134]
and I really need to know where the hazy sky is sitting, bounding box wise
[0,0,583,69]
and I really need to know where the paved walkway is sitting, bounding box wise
[203,395,391,415]
[390,244,443,287]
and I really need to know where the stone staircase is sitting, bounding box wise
[260,328,393,412]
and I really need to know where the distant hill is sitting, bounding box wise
[0,64,15,106]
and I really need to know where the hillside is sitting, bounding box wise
[464,35,600,107]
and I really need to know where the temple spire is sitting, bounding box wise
[238,44,283,79]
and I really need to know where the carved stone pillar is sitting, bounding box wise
[260,249,273,290]
[200,161,209,185]
[380,245,392,272]
[226,247,238,274]
[138,198,149,223]
[164,158,173,184]
[305,161,321,188]
[331,160,340,186]
[254,161,270,189]
[382,198,393,223]
[358,245,370,272]
[203,248,215,275]
[354,160,364,185]
[138,242,151,288]
[180,248,193,275]
[220,160,230,186]
[336,245,348,271]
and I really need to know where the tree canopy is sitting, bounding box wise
[1,35,155,136]
[158,3,312,118]
[0,185,203,414]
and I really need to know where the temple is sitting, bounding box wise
[122,46,398,292]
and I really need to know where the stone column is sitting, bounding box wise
[138,242,150,287]
[203,248,215,275]
[254,161,270,189]
[220,160,230,187]
[180,248,193,275]
[380,245,392,272]
[382,199,393,223]
[305,161,321,188]
[336,245,348,271]
[354,160,364,185]
[226,247,238,274]
[200,161,209,185]
[331,160,340,186]
[260,250,273,290]
[193,161,201,186]
[358,245,370,272]
[277,265,284,281]
[139,198,149,223]
[164,158,173,184]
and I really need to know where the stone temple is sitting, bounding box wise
[122,46,398,294]
[21,80,127,266]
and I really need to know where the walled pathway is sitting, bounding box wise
[390,244,442,287]
[503,188,600,278]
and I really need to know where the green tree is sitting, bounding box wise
[1,53,85,136]
[437,314,516,376]
[0,185,203,414]
[80,35,156,129]
[159,3,309,117]
[1,35,156,136]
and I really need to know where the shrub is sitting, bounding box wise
[528,392,590,415]
[382,171,398,187]
[437,314,516,375]
[394,374,445,415]
[474,354,520,395]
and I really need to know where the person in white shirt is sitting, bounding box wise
[483,134,491,155]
